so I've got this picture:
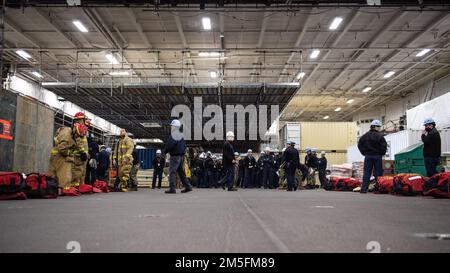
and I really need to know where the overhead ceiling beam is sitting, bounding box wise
[277,9,314,83]
[250,11,271,82]
[173,12,198,83]
[296,9,360,117]
[323,9,406,91]
[348,12,450,92]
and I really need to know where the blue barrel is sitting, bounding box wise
[137,148,157,169]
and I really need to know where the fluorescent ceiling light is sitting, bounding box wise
[334,107,342,112]
[310,50,320,59]
[16,50,31,60]
[383,71,395,78]
[31,71,43,78]
[105,53,119,64]
[73,20,88,32]
[329,17,343,30]
[202,17,211,30]
[416,48,431,57]
[346,99,355,104]
[296,72,306,79]
[109,71,130,76]
[323,115,329,120]
[362,86,372,93]
[210,71,218,78]
[198,52,220,57]
[140,122,162,128]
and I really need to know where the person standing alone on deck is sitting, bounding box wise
[358,120,387,194]
[218,131,238,191]
[421,118,441,177]
[164,119,193,194]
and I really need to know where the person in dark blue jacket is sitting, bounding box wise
[218,131,238,191]
[318,151,328,188]
[283,140,300,191]
[358,119,387,193]
[163,119,193,194]
[96,145,110,181]
[262,147,274,189]
[152,149,165,189]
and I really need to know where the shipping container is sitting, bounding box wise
[279,122,357,152]
[299,122,357,151]
[136,148,157,169]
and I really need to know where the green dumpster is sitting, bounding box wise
[394,143,427,176]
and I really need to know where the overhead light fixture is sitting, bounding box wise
[334,107,342,112]
[73,20,88,33]
[296,72,306,79]
[416,48,431,57]
[16,50,32,60]
[362,86,372,93]
[198,52,221,57]
[323,115,329,120]
[383,71,395,78]
[310,50,320,59]
[346,99,355,104]
[109,71,130,76]
[329,17,343,30]
[140,122,162,128]
[210,71,218,78]
[105,53,119,64]
[202,17,211,30]
[31,71,43,78]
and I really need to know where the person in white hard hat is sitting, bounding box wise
[243,149,256,188]
[163,119,193,194]
[260,147,274,189]
[305,148,319,189]
[272,149,281,189]
[152,149,165,189]
[357,119,387,193]
[255,151,265,188]
[318,151,328,188]
[218,131,238,191]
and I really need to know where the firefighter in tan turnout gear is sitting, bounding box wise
[113,129,135,192]
[48,113,88,195]
[71,112,89,186]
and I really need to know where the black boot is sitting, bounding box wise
[181,188,192,193]
[165,189,176,194]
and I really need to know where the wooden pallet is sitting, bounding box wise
[137,169,169,188]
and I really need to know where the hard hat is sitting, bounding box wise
[234,152,239,156]
[287,140,296,145]
[212,155,217,159]
[156,149,161,154]
[99,145,106,150]
[170,119,181,127]
[423,118,435,126]
[207,151,212,155]
[371,119,382,127]
[247,149,252,153]
[312,148,318,152]
[260,151,265,154]
[282,147,286,152]
[321,151,326,155]
[265,147,271,152]
[305,146,311,152]
[74,112,86,120]
[226,131,235,138]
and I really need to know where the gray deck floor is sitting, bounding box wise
[1,189,450,253]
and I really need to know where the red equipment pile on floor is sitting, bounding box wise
[0,172,109,200]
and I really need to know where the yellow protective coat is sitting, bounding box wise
[72,132,89,185]
[113,135,134,189]
[48,127,76,189]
